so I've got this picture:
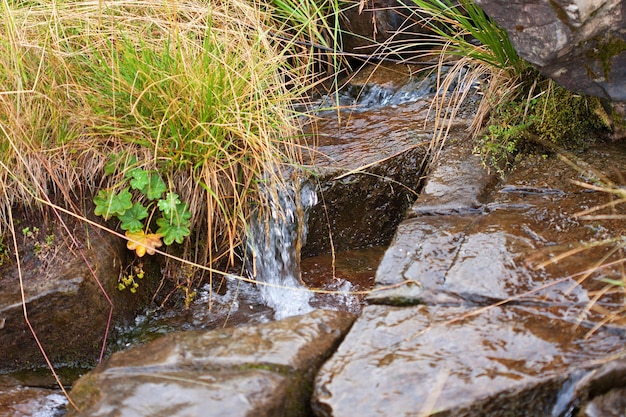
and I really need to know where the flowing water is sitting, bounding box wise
[13,63,625,415]
[246,179,318,320]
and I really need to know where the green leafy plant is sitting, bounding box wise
[0,0,310,287]
[93,159,192,257]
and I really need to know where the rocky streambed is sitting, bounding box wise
[1,65,626,416]
[53,137,626,417]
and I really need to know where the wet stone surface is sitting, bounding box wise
[312,304,624,417]
[0,375,66,417]
[0,219,150,373]
[313,139,626,416]
[302,93,473,257]
[68,310,355,417]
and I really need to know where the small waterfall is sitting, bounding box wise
[246,178,317,320]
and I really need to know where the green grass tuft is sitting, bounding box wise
[0,0,320,286]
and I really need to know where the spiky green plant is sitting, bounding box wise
[397,0,610,175]
[406,0,523,71]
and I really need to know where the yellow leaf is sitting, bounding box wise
[125,230,163,257]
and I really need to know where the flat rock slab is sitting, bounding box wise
[322,141,626,416]
[376,141,626,306]
[312,304,625,417]
[68,309,355,417]
[302,100,433,256]
[409,139,497,216]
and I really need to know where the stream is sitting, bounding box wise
[3,63,626,416]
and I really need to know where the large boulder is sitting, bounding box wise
[474,0,626,102]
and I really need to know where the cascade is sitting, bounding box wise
[246,178,317,320]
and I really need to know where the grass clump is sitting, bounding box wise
[398,0,610,174]
[0,0,315,292]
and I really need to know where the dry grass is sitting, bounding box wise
[0,0,317,279]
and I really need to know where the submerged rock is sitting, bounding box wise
[67,310,355,417]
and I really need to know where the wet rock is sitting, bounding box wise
[0,375,66,417]
[302,98,473,257]
[68,309,355,417]
[474,0,626,102]
[375,140,626,306]
[340,1,427,58]
[302,64,478,257]
[409,139,498,216]
[312,304,624,417]
[550,355,626,416]
[0,217,150,372]
[581,387,626,417]
[314,140,626,416]
[365,280,425,306]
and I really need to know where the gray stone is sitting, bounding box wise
[474,0,626,102]
[313,141,626,416]
[409,139,497,216]
[302,94,433,257]
[68,310,356,417]
[312,304,624,417]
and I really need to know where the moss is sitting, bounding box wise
[530,85,607,150]
[475,75,611,176]
[585,36,626,80]
[66,373,103,416]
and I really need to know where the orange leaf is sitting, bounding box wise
[125,230,163,257]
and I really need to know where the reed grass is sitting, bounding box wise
[370,0,529,165]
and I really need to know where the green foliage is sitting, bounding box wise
[156,201,192,245]
[93,189,133,220]
[0,0,308,281]
[20,225,56,260]
[406,1,610,175]
[127,168,168,200]
[475,78,610,176]
[93,157,192,256]
[117,203,149,232]
[407,0,525,73]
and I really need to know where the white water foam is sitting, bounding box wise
[247,180,317,320]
